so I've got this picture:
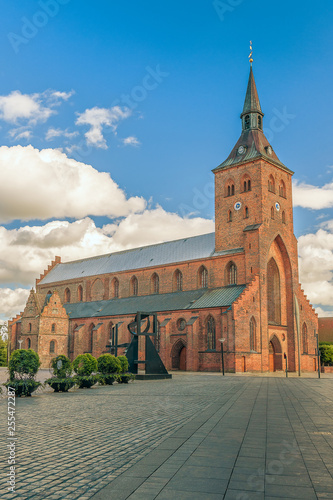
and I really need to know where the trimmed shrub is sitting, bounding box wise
[8,349,40,380]
[50,355,73,378]
[117,355,129,374]
[73,354,97,376]
[118,373,135,384]
[98,354,121,374]
[73,353,98,389]
[5,349,41,396]
[46,355,75,392]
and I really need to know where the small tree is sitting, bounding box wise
[97,354,121,385]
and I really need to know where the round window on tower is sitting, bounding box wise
[177,318,186,331]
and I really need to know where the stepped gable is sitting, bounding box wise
[36,256,61,287]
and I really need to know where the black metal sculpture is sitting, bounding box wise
[126,311,172,380]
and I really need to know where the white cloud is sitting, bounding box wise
[76,106,131,148]
[0,145,145,222]
[0,89,74,141]
[0,210,214,319]
[122,136,140,147]
[0,288,30,321]
[293,179,333,209]
[45,127,79,141]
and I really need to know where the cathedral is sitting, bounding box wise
[9,64,318,373]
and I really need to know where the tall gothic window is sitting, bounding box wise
[51,323,56,333]
[279,180,286,198]
[250,317,257,351]
[112,278,119,298]
[228,210,232,222]
[50,340,55,354]
[282,211,286,224]
[227,262,237,285]
[131,276,138,296]
[244,206,249,218]
[267,258,281,325]
[199,266,208,288]
[271,206,275,219]
[245,115,250,129]
[78,285,83,302]
[87,323,94,353]
[151,273,159,294]
[207,316,216,350]
[258,115,262,129]
[268,175,275,193]
[26,338,31,349]
[174,269,183,291]
[65,288,71,303]
[302,323,308,354]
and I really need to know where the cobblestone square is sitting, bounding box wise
[1,373,332,499]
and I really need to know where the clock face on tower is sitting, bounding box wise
[238,146,245,155]
[275,202,280,211]
[234,201,242,211]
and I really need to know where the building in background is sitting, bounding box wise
[9,64,318,373]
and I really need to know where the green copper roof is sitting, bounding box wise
[63,285,246,319]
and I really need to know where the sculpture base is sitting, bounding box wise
[135,373,172,380]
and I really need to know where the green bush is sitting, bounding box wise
[50,355,73,378]
[46,377,76,392]
[118,373,135,384]
[117,355,129,374]
[319,344,333,365]
[9,349,40,379]
[97,354,121,374]
[97,373,118,385]
[73,353,97,376]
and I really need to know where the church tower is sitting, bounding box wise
[213,61,317,373]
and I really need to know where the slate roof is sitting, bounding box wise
[39,233,244,285]
[63,285,246,319]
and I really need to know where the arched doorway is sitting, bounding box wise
[269,335,282,372]
[179,346,187,371]
[171,339,187,370]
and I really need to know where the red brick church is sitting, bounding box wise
[10,64,318,373]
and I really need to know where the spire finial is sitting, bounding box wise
[249,41,253,65]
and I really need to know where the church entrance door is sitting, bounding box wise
[179,347,186,371]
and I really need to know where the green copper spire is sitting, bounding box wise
[241,66,264,131]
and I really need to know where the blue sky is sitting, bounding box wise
[0,0,333,320]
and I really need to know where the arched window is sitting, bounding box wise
[282,211,286,224]
[226,262,237,285]
[258,115,262,129]
[108,321,114,348]
[242,176,251,192]
[26,338,31,349]
[173,269,183,291]
[267,258,281,325]
[207,316,216,350]
[87,323,94,353]
[151,273,159,294]
[131,276,138,296]
[198,266,208,288]
[111,278,119,299]
[50,340,55,354]
[244,206,249,219]
[302,323,308,354]
[271,206,275,219]
[279,180,286,198]
[78,285,83,302]
[28,323,32,333]
[51,323,56,333]
[268,175,275,193]
[226,181,235,197]
[228,210,232,222]
[65,288,71,303]
[154,321,160,352]
[250,317,257,351]
[244,115,250,129]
